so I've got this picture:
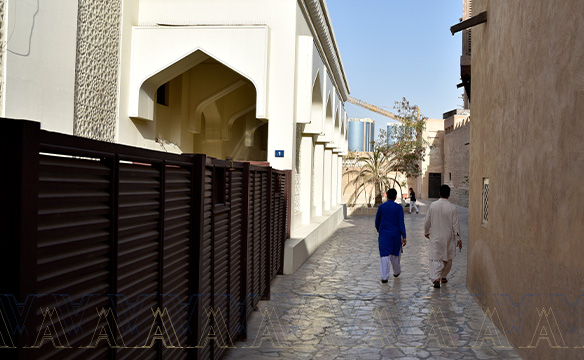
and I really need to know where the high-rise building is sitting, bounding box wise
[348,118,375,152]
[386,122,400,145]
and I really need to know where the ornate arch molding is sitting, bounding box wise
[128,26,268,122]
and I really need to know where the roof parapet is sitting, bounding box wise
[298,0,350,101]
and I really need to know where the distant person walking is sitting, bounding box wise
[409,187,419,214]
[424,185,462,289]
[375,189,407,283]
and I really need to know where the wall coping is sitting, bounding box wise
[298,0,350,101]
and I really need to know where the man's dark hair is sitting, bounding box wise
[386,189,397,200]
[439,184,451,198]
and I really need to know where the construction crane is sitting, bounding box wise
[347,96,402,122]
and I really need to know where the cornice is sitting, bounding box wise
[298,0,350,101]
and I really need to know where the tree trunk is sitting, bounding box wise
[392,176,403,200]
[374,183,383,207]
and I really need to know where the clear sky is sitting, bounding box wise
[326,0,464,140]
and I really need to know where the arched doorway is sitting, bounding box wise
[137,51,266,161]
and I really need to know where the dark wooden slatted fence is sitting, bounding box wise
[1,119,290,360]
[270,170,289,278]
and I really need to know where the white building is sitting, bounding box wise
[1,0,349,273]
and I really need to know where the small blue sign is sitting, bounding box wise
[275,150,284,158]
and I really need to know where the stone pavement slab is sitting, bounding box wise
[224,200,522,359]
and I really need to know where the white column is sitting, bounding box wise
[323,148,332,211]
[331,153,338,207]
[338,156,343,204]
[314,143,325,217]
[300,135,314,225]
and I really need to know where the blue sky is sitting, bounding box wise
[327,0,464,139]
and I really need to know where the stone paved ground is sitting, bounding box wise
[224,200,522,359]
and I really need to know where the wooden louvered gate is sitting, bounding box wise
[1,119,291,360]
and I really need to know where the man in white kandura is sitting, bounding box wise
[424,184,462,289]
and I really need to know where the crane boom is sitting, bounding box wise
[347,96,401,122]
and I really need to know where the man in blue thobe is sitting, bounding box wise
[375,189,407,283]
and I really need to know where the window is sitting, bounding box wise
[156,83,169,106]
[449,172,452,181]
[482,178,489,227]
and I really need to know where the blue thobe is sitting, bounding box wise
[375,201,407,257]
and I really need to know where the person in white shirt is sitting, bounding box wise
[424,185,462,289]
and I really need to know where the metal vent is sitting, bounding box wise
[482,178,489,226]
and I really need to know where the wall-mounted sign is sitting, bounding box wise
[275,150,284,158]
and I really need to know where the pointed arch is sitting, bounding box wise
[189,79,248,134]
[311,71,323,125]
[333,101,340,147]
[246,121,268,147]
[129,28,268,121]
[304,70,324,134]
[324,93,333,140]
[222,104,256,140]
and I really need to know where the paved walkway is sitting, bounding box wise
[224,200,521,359]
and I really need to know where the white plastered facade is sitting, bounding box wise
[0,0,349,265]
[293,11,349,232]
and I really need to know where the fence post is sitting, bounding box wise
[278,171,291,275]
[191,154,206,358]
[157,159,166,358]
[262,167,272,301]
[285,170,292,239]
[105,153,119,360]
[239,162,250,340]
[0,119,40,352]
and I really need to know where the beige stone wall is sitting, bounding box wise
[341,153,408,206]
[444,113,470,207]
[468,1,584,358]
[410,118,444,199]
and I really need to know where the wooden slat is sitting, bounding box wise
[36,154,111,357]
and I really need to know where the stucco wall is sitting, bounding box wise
[411,118,444,199]
[468,1,584,358]
[444,114,470,207]
[4,0,78,134]
[341,165,407,206]
[118,0,296,171]
[1,0,349,239]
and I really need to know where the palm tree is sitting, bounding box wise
[343,149,401,207]
[343,98,427,207]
